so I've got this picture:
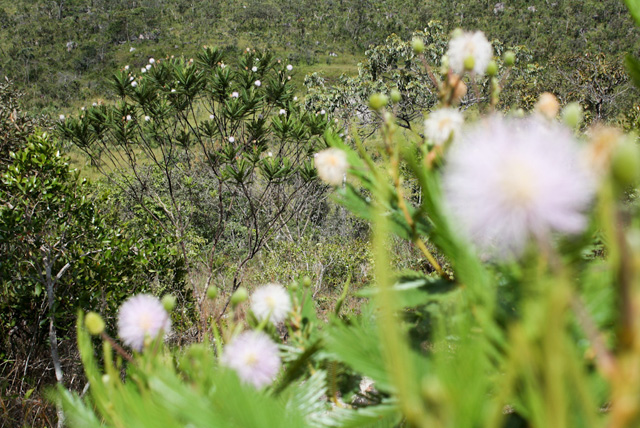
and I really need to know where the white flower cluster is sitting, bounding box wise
[424,108,464,146]
[117,294,171,351]
[315,148,348,186]
[447,30,493,76]
[443,116,594,258]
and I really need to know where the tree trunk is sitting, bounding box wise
[45,259,65,428]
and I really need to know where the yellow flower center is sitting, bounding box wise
[138,313,153,331]
[500,161,538,206]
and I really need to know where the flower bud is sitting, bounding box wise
[534,92,560,120]
[369,93,388,111]
[231,287,248,307]
[390,89,401,103]
[447,74,467,105]
[161,294,177,312]
[562,102,583,129]
[302,276,312,288]
[85,312,105,335]
[207,286,219,300]
[463,56,475,71]
[504,51,516,67]
[411,37,425,54]
[612,136,640,188]
[486,60,498,76]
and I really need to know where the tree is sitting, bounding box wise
[59,47,332,335]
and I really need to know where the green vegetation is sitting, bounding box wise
[3,1,640,427]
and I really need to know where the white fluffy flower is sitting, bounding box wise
[117,294,171,351]
[279,109,286,115]
[254,80,261,87]
[124,65,130,70]
[171,88,176,93]
[126,115,132,121]
[315,148,348,186]
[144,115,150,121]
[443,116,594,258]
[145,64,152,70]
[129,47,135,52]
[229,136,235,143]
[286,64,293,71]
[293,96,298,102]
[424,108,464,146]
[447,31,493,75]
[59,114,65,121]
[231,91,239,98]
[250,283,292,324]
[141,67,146,73]
[131,81,138,87]
[209,114,215,119]
[92,102,98,107]
[222,331,281,388]
[320,109,326,115]
[252,66,258,72]
[149,58,155,64]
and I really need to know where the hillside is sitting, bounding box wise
[1,0,639,115]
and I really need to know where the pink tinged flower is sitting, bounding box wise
[145,64,152,70]
[424,108,464,146]
[442,116,594,259]
[254,80,261,87]
[117,294,171,351]
[231,91,239,98]
[149,58,155,64]
[222,331,281,388]
[252,66,258,72]
[250,283,292,324]
[315,148,348,186]
[447,30,493,76]
[131,81,138,87]
[286,64,293,71]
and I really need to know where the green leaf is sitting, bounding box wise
[626,0,640,27]
[357,274,458,308]
[625,54,640,89]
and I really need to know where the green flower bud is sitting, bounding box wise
[231,287,248,307]
[161,294,177,311]
[562,102,583,129]
[206,286,219,300]
[463,56,475,71]
[504,51,516,67]
[390,89,401,103]
[302,276,312,288]
[612,137,640,188]
[85,312,105,336]
[369,93,388,111]
[411,37,425,54]
[486,60,498,76]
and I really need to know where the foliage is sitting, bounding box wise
[304,23,543,137]
[0,134,180,426]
